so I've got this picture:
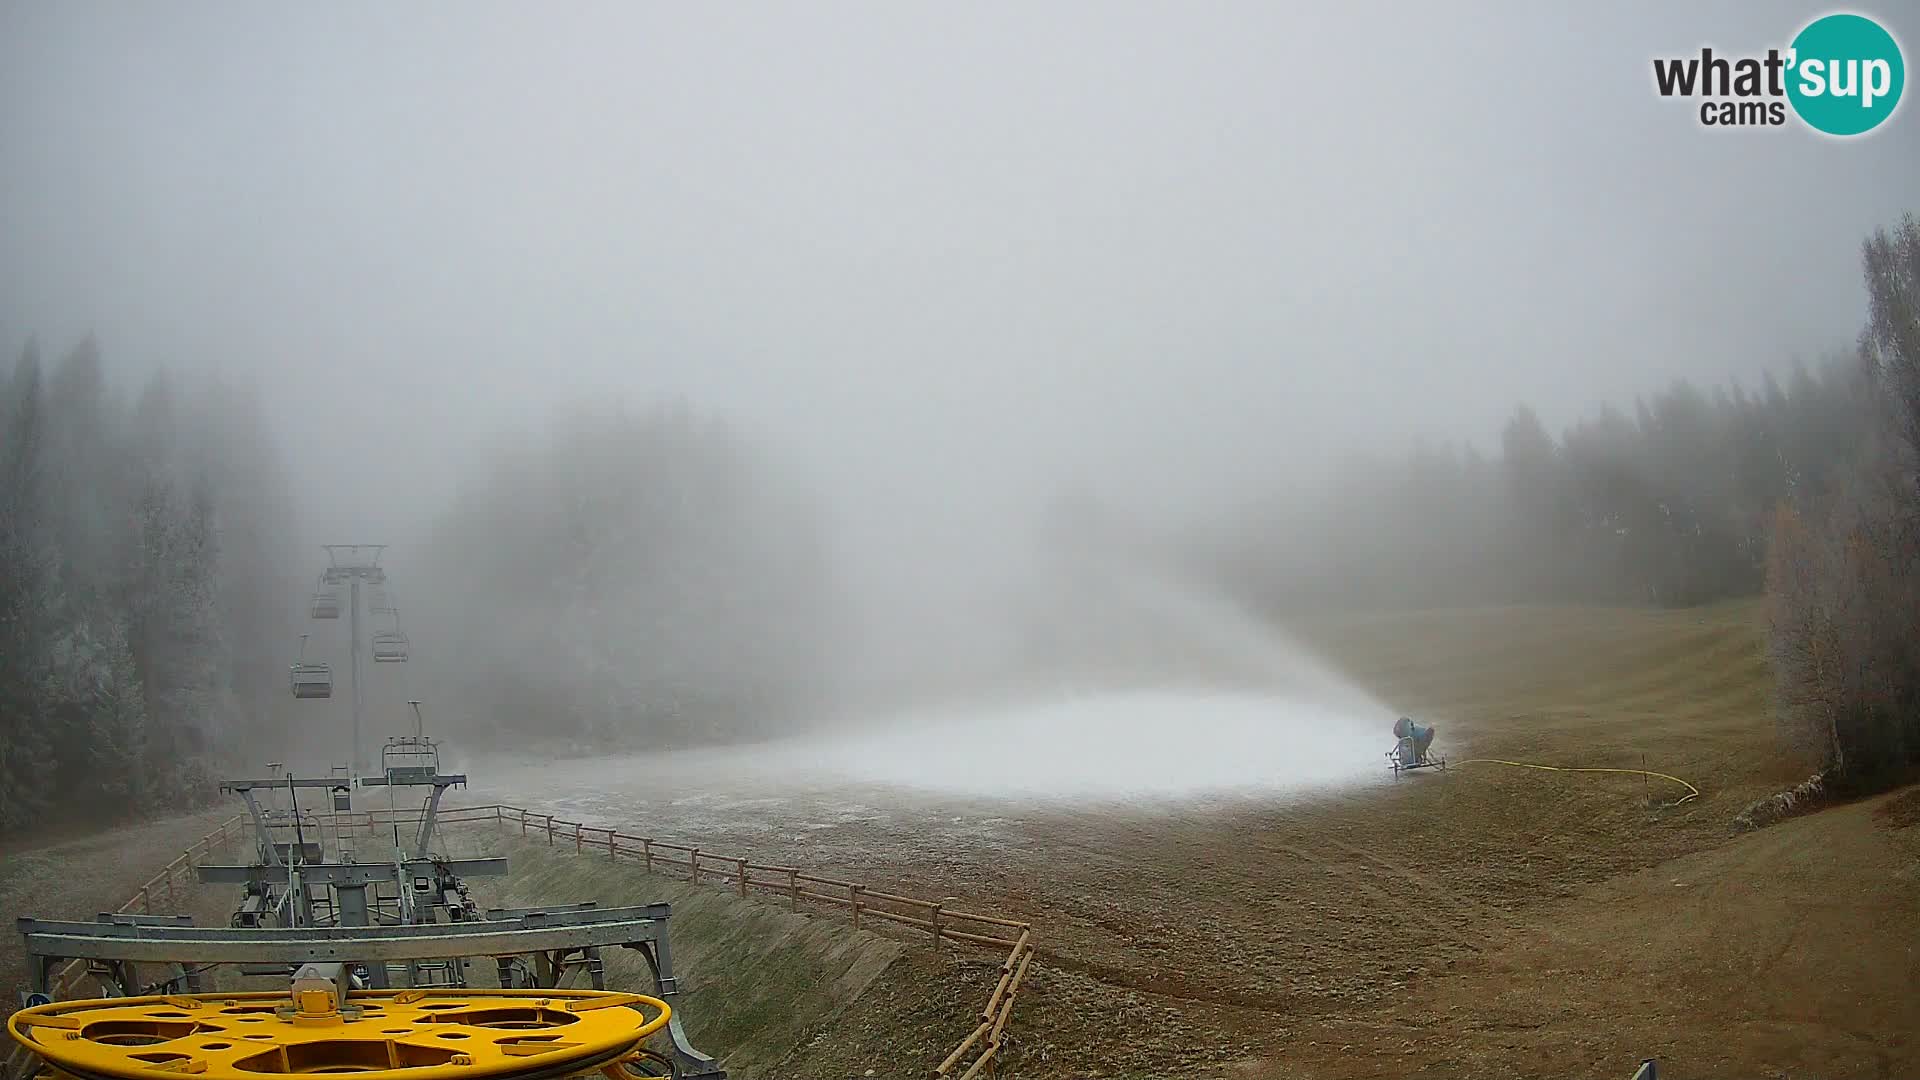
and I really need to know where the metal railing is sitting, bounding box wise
[6,803,1035,1080]
[400,803,1034,1078]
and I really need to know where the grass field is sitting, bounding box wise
[5,601,1916,1078]
[473,600,1917,1077]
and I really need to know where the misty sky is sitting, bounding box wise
[4,1,1916,547]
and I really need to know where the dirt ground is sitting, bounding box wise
[3,603,1916,1078]
[0,807,233,996]
[458,602,1917,1079]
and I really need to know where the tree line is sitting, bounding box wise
[408,404,840,752]
[0,339,297,832]
[1194,212,1919,789]
[1765,214,1920,789]
[1188,355,1874,614]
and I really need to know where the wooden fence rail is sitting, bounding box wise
[320,802,1037,1073]
[5,802,1033,1080]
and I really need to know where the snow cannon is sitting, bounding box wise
[1387,716,1445,775]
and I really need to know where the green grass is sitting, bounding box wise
[1288,599,1800,800]
[461,834,968,1077]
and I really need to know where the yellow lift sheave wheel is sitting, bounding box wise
[8,989,670,1080]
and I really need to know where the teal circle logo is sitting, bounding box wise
[1786,13,1905,135]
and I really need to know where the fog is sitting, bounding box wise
[476,691,1385,808]
[776,562,1394,799]
[3,3,1916,797]
[7,4,1914,525]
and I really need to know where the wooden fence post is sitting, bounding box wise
[574,822,583,853]
[850,885,863,931]
[641,839,653,873]
[735,858,748,898]
[787,869,798,912]
[931,903,943,954]
[519,810,527,837]
[545,815,554,845]
[608,831,617,859]
[689,848,700,883]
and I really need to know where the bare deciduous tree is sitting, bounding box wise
[1763,214,1920,790]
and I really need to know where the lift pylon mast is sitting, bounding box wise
[317,545,389,772]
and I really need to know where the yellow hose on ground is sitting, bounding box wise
[1451,758,1700,805]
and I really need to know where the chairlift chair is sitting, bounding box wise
[290,662,333,699]
[310,590,341,619]
[371,630,409,663]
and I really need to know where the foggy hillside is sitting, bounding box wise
[2,4,1918,816]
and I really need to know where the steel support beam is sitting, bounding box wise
[196,859,509,888]
[20,906,672,968]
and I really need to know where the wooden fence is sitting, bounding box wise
[5,803,1034,1080]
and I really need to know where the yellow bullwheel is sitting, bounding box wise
[7,988,671,1080]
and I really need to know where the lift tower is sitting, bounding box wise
[316,545,388,771]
